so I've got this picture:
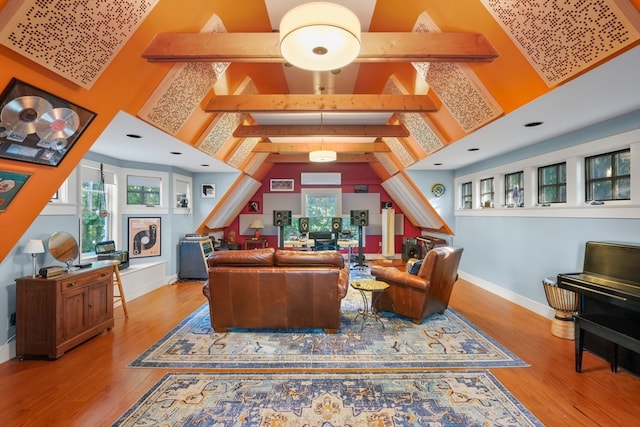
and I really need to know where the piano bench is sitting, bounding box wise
[575,314,640,373]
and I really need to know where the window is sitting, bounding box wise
[127,175,161,206]
[480,178,494,208]
[302,188,341,218]
[80,161,117,256]
[81,180,109,254]
[505,171,524,207]
[538,162,566,204]
[585,149,630,201]
[461,182,472,209]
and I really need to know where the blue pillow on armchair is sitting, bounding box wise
[408,260,423,275]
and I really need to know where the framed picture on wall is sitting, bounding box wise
[128,217,161,258]
[270,179,294,192]
[201,184,215,198]
[0,78,96,166]
[0,169,31,212]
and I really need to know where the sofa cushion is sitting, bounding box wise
[275,249,344,268]
[207,247,275,267]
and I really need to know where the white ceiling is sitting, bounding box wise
[88,2,640,174]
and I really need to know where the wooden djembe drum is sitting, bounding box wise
[542,278,579,340]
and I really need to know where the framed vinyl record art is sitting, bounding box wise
[128,217,161,258]
[0,78,96,166]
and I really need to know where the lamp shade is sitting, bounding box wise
[309,150,337,162]
[24,239,45,254]
[250,219,264,229]
[279,2,361,71]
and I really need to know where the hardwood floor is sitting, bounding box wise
[1,276,638,426]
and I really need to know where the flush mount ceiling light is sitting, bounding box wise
[309,149,337,162]
[279,2,361,71]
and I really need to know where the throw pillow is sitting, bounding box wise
[408,260,423,275]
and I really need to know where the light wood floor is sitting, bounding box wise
[1,275,638,426]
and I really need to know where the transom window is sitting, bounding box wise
[585,149,630,202]
[505,171,524,207]
[480,178,494,208]
[461,181,472,209]
[538,162,566,204]
[127,175,161,206]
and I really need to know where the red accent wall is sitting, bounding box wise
[232,163,420,252]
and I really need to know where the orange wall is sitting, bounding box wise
[0,0,273,260]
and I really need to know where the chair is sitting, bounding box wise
[370,246,463,324]
[311,231,338,251]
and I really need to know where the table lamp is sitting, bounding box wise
[250,219,264,239]
[25,239,45,278]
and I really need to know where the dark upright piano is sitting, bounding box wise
[557,241,640,374]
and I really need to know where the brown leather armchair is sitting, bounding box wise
[370,246,463,324]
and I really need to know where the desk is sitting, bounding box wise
[351,279,389,331]
[284,239,313,250]
[244,238,268,250]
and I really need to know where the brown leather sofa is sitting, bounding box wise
[203,247,349,333]
[370,246,463,324]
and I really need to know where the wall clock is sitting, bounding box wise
[431,183,446,197]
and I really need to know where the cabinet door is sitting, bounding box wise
[60,287,87,342]
[88,279,112,325]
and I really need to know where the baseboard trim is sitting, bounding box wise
[459,271,554,319]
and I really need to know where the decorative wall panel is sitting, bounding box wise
[0,0,158,89]
[197,77,258,159]
[412,12,503,132]
[244,152,269,176]
[480,0,640,86]
[383,76,444,156]
[373,153,400,176]
[227,137,260,169]
[138,15,229,135]
[382,137,415,168]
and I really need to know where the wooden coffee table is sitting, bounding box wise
[351,279,389,331]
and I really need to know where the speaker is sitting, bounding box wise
[402,243,422,262]
[298,217,309,233]
[273,210,292,226]
[331,217,342,232]
[350,210,369,226]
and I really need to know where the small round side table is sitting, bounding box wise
[351,279,389,331]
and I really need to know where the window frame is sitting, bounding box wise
[504,171,524,207]
[461,181,472,209]
[538,162,566,204]
[480,177,494,208]
[120,168,169,215]
[585,148,631,202]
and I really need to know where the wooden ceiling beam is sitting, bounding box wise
[205,94,437,113]
[265,153,379,163]
[142,32,498,63]
[253,141,389,153]
[234,124,409,138]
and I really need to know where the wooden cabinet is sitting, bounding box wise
[16,262,116,359]
[243,238,268,250]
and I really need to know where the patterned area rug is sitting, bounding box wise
[112,371,543,426]
[129,287,527,370]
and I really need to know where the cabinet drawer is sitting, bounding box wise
[59,269,111,293]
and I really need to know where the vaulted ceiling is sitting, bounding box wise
[2,0,638,176]
[1,0,640,253]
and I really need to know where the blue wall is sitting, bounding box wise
[452,109,640,308]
